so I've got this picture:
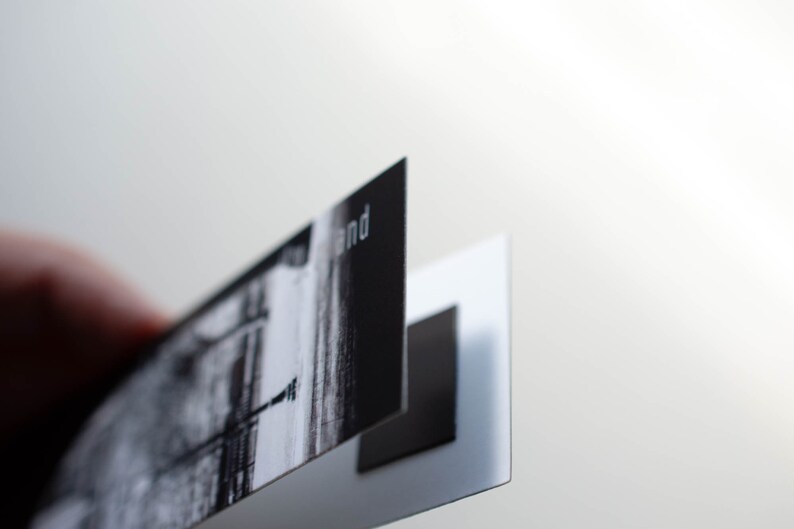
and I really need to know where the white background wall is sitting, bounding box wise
[2,1,793,527]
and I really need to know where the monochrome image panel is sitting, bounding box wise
[31,160,407,529]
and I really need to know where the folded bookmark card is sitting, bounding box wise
[32,160,407,529]
[198,235,512,529]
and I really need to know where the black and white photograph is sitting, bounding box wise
[194,236,512,529]
[31,160,407,529]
